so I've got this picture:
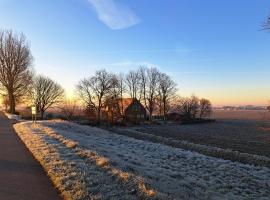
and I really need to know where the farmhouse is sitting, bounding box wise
[107,98,147,123]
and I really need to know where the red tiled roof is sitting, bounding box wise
[119,98,134,114]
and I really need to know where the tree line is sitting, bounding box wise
[0,30,212,122]
[0,30,64,118]
[76,67,178,123]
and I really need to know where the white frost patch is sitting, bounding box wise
[15,120,270,200]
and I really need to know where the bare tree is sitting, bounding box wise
[190,95,200,119]
[33,75,65,119]
[76,69,115,124]
[176,97,192,119]
[0,30,33,113]
[138,66,147,103]
[117,73,126,116]
[176,95,200,120]
[199,98,212,118]
[105,74,122,124]
[140,67,160,122]
[60,99,79,120]
[125,70,140,99]
[157,72,177,120]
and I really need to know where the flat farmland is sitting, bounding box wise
[213,109,270,120]
[129,110,270,158]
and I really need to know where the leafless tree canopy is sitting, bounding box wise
[176,95,200,120]
[157,72,177,120]
[135,67,159,122]
[33,75,65,119]
[199,98,212,118]
[105,75,124,124]
[0,30,33,113]
[77,66,212,124]
[60,100,79,120]
[76,69,115,123]
[138,66,147,102]
[125,70,140,99]
[117,73,126,115]
[126,67,177,122]
[175,96,213,120]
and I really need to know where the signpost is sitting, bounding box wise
[31,106,36,123]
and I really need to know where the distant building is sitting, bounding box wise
[222,105,266,111]
[222,106,236,111]
[107,98,147,123]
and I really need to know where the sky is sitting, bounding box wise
[0,0,270,106]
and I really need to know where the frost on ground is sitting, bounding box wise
[111,127,270,167]
[14,120,270,200]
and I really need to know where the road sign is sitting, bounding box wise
[31,106,36,115]
[31,106,37,123]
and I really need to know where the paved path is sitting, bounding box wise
[0,112,61,200]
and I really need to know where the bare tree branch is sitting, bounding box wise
[199,98,212,118]
[125,70,140,99]
[0,30,33,113]
[33,75,65,119]
[76,69,115,124]
[157,72,177,120]
[139,67,160,122]
[176,95,200,120]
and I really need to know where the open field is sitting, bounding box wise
[117,110,270,159]
[213,109,270,121]
[128,119,270,158]
[14,120,270,200]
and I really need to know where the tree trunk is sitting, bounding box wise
[163,98,166,121]
[163,105,166,121]
[97,108,101,125]
[149,110,152,123]
[199,111,202,119]
[40,110,44,120]
[8,92,16,114]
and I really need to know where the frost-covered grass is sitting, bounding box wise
[14,122,88,200]
[128,120,270,159]
[112,127,270,167]
[14,120,270,200]
[14,121,163,200]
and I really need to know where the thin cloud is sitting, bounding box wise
[93,48,198,55]
[107,60,159,68]
[88,0,140,30]
[101,60,162,73]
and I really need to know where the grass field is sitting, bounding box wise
[14,120,270,199]
[110,110,270,163]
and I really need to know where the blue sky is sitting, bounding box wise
[1,0,270,106]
